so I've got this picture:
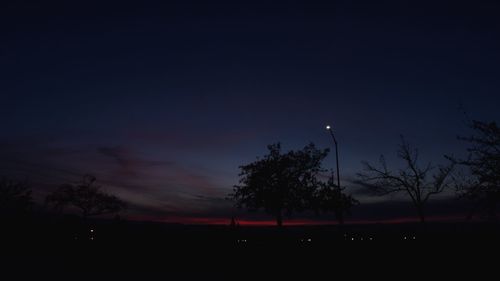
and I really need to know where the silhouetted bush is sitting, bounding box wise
[312,173,358,224]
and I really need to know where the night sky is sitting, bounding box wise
[2,0,500,224]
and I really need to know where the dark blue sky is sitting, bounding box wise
[1,0,500,223]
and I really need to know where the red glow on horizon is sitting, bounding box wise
[126,215,465,226]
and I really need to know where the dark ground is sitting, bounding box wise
[2,217,499,279]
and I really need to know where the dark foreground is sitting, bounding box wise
[2,219,499,279]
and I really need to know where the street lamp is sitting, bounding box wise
[326,125,341,189]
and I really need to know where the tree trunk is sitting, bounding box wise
[419,213,425,223]
[276,210,283,227]
[416,205,425,223]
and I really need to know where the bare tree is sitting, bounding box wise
[450,120,500,220]
[356,137,454,223]
[46,175,126,219]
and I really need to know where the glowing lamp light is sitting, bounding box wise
[326,125,331,130]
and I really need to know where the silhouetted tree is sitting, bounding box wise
[46,175,126,219]
[0,178,33,220]
[357,137,454,223]
[451,120,500,220]
[230,143,329,226]
[313,172,358,225]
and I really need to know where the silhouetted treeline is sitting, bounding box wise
[230,119,500,225]
[1,120,500,246]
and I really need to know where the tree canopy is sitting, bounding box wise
[230,143,329,226]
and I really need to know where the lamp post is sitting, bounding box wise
[326,125,341,189]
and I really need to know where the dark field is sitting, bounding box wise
[3,218,499,279]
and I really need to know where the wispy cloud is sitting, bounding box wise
[0,139,230,218]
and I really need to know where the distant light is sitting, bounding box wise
[412,236,416,240]
[360,238,364,241]
[404,236,407,240]
[326,125,331,130]
[307,238,312,242]
[351,238,354,241]
[90,237,94,241]
[369,237,373,241]
[90,229,94,233]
